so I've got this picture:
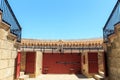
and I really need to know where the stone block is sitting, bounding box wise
[110,49,115,56]
[13,47,17,51]
[0,60,8,69]
[112,41,120,49]
[116,69,120,79]
[5,68,13,78]
[6,41,14,50]
[0,54,1,59]
[0,40,14,50]
[1,49,11,59]
[111,49,119,57]
[117,49,120,58]
[0,69,4,79]
[1,49,8,59]
[8,59,15,67]
[2,76,14,80]
[0,68,12,80]
[109,77,118,80]
[0,29,7,40]
[11,50,17,59]
[115,58,120,68]
[0,49,2,59]
[114,36,120,42]
[109,58,118,68]
[9,76,14,80]
[108,58,120,68]
[0,39,4,49]
[0,40,7,49]
[11,67,15,75]
[117,69,120,74]
[109,68,118,77]
[0,39,2,48]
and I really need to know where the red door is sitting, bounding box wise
[88,52,98,73]
[42,53,81,74]
[16,52,21,78]
[25,52,36,74]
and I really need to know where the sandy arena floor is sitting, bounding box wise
[27,74,95,80]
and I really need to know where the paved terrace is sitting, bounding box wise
[27,74,95,80]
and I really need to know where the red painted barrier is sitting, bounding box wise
[16,52,21,78]
[25,52,36,74]
[88,52,98,73]
[42,53,81,74]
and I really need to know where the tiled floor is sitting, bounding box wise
[27,74,95,80]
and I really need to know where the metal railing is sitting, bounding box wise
[20,45,103,53]
[0,0,21,42]
[103,1,120,42]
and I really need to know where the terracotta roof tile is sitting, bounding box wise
[21,38,103,47]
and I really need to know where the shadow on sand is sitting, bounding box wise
[75,74,87,78]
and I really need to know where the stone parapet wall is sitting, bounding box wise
[0,11,20,80]
[105,23,120,80]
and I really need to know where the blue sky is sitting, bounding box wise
[9,0,117,40]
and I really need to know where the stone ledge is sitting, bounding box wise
[0,21,10,31]
[14,42,21,49]
[7,32,17,42]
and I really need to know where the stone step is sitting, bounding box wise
[94,74,104,80]
[99,71,104,77]
[19,75,29,80]
[20,72,25,76]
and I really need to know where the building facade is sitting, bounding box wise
[19,38,105,78]
[0,0,120,80]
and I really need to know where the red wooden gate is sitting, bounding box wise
[25,52,36,74]
[16,52,21,78]
[88,52,98,73]
[42,53,81,74]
